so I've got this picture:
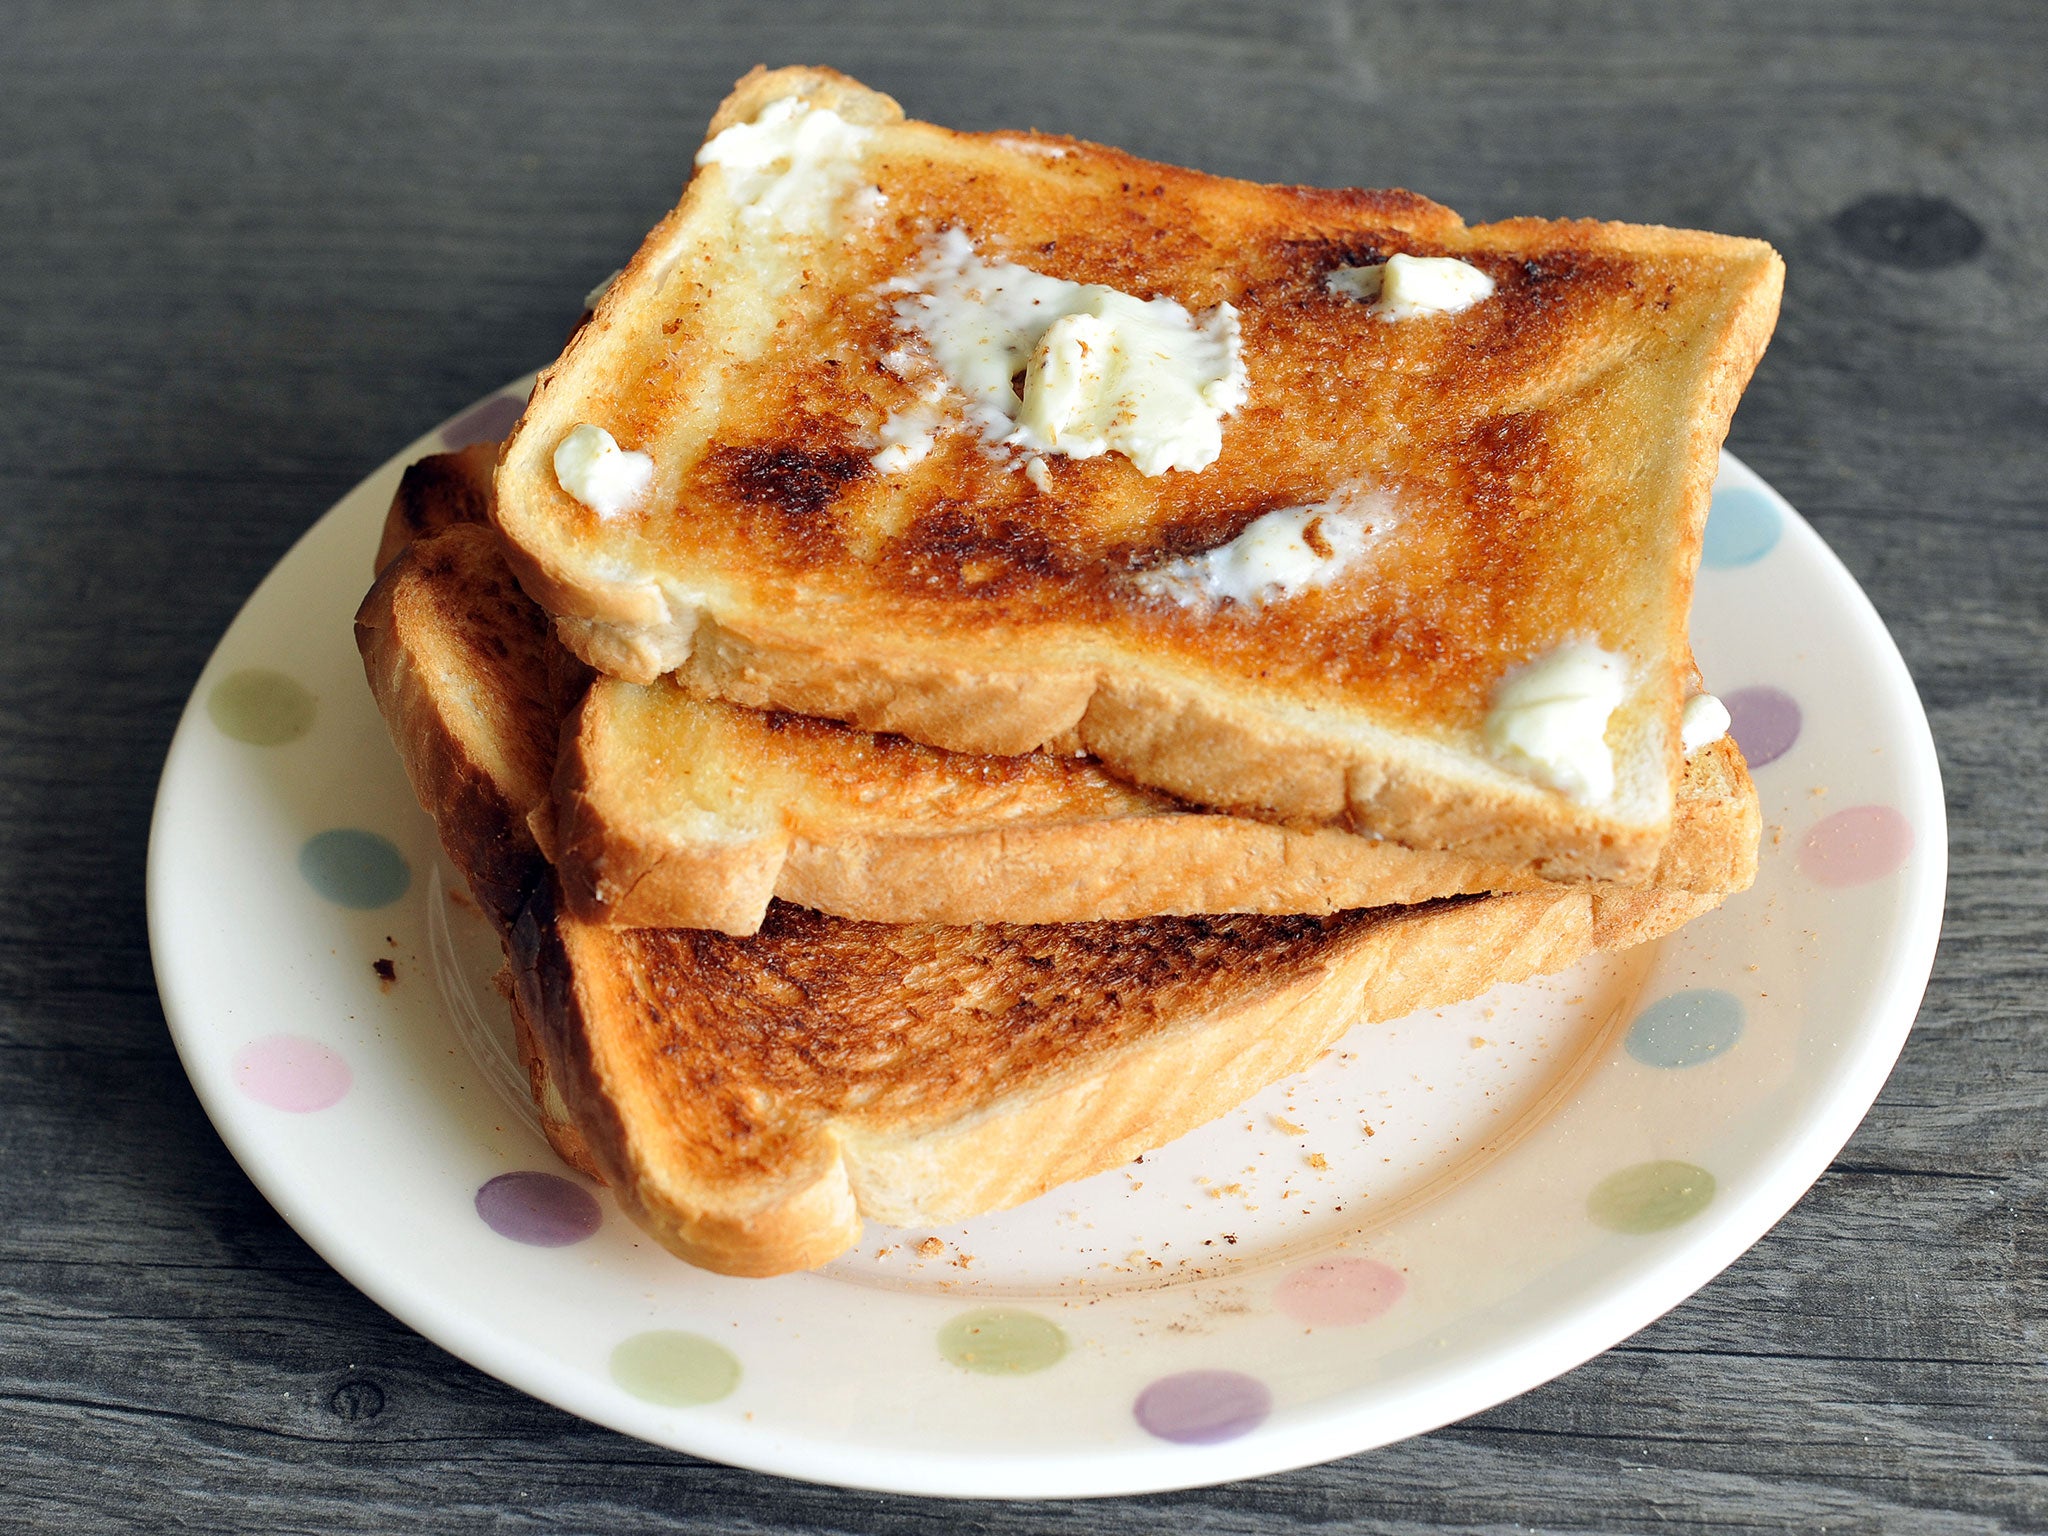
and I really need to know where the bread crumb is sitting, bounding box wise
[1361,1122,1376,1137]
[1305,1152,1329,1170]
[1270,1115,1305,1135]
[1468,1035,1486,1049]
[915,1237,945,1259]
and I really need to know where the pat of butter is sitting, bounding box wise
[694,96,873,234]
[888,228,1246,476]
[871,401,941,473]
[1681,691,1731,754]
[1134,485,1395,609]
[1328,254,1495,320]
[1486,642,1629,803]
[553,424,653,519]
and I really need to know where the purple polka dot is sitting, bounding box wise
[1274,1257,1405,1326]
[1799,805,1913,886]
[1724,686,1802,767]
[233,1035,351,1112]
[440,393,525,449]
[475,1171,602,1246]
[1133,1370,1271,1445]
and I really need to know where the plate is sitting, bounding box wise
[148,380,1945,1498]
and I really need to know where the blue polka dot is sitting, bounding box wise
[299,829,412,909]
[1626,989,1745,1068]
[1702,485,1782,568]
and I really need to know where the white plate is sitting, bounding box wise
[148,381,1945,1498]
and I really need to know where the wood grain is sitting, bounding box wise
[2,0,2043,1530]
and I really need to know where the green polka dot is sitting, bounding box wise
[299,829,412,909]
[207,669,316,745]
[609,1331,740,1406]
[937,1308,1068,1375]
[1589,1160,1717,1234]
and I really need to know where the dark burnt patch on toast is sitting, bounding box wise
[706,441,874,519]
[877,500,1102,596]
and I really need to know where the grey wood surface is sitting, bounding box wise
[4,1,2043,1530]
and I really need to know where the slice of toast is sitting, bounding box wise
[513,883,1718,1276]
[358,527,1752,1277]
[558,674,1758,932]
[491,66,1783,882]
[379,450,1757,932]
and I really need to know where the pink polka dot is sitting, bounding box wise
[1799,805,1913,886]
[232,1035,352,1112]
[1273,1256,1405,1326]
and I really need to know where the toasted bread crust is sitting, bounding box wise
[374,440,499,577]
[504,967,605,1181]
[493,67,1784,880]
[355,525,559,930]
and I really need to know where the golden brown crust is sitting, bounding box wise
[373,441,498,576]
[493,67,1785,878]
[355,526,559,930]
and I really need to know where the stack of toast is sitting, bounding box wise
[357,67,1779,1277]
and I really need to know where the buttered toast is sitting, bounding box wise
[385,449,1757,932]
[357,521,1754,1275]
[492,65,1782,882]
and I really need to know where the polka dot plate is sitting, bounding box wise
[148,381,1945,1497]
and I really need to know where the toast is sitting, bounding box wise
[382,451,1757,933]
[513,883,1718,1276]
[491,65,1783,882]
[557,678,1754,932]
[357,529,1753,1277]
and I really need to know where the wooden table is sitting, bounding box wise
[5,3,2042,1529]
